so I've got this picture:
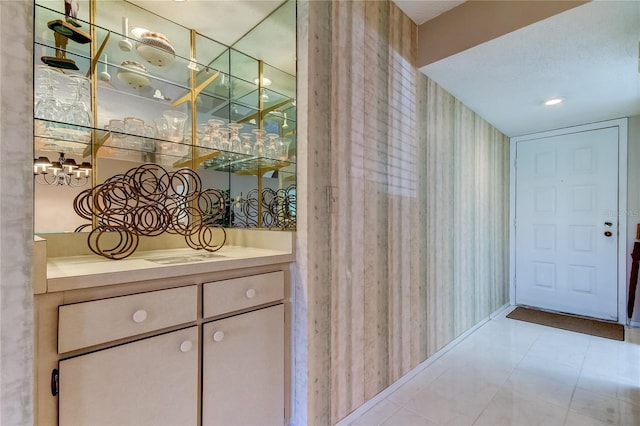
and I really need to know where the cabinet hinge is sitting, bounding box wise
[51,368,59,396]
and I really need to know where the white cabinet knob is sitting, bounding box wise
[212,331,225,342]
[245,288,256,299]
[132,309,147,323]
[179,340,193,353]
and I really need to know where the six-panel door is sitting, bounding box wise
[515,126,619,320]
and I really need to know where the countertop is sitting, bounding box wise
[34,230,295,293]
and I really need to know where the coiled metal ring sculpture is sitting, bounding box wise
[73,164,226,259]
[232,184,296,230]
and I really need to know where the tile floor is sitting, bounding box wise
[347,308,640,426]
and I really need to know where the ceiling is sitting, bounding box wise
[394,0,465,25]
[113,1,639,137]
[394,0,640,137]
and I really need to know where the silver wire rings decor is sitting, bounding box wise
[73,163,226,259]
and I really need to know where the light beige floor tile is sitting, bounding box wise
[581,340,640,384]
[446,411,477,426]
[403,387,469,425]
[379,406,438,426]
[346,315,640,426]
[428,369,501,419]
[502,367,577,407]
[517,352,583,381]
[577,373,640,406]
[525,329,590,368]
[473,387,568,426]
[569,388,621,425]
[618,397,640,426]
[460,340,529,369]
[564,410,612,426]
[350,399,402,426]
[409,359,451,387]
[387,379,427,406]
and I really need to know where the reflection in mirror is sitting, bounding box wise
[33,0,296,234]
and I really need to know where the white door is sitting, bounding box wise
[515,126,619,320]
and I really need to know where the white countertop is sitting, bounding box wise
[35,230,295,293]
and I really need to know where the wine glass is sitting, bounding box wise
[228,123,243,153]
[265,133,279,159]
[218,127,231,152]
[65,75,92,139]
[35,67,62,123]
[241,134,253,155]
[252,129,266,157]
[196,124,211,156]
[207,118,225,150]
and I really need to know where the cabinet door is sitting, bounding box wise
[202,305,284,426]
[59,327,198,426]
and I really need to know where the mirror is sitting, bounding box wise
[33,0,296,234]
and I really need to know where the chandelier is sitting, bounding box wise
[33,152,92,187]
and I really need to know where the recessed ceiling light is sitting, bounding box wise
[544,97,565,106]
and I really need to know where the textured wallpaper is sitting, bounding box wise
[296,1,510,424]
[0,1,35,424]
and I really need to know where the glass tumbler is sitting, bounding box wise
[162,110,188,143]
[124,117,145,151]
[108,119,126,157]
[277,137,292,161]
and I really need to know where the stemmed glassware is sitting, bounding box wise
[197,124,211,155]
[228,123,243,154]
[35,67,63,124]
[252,129,266,157]
[65,75,92,139]
[218,127,231,152]
[265,133,279,159]
[241,134,253,155]
[207,119,224,150]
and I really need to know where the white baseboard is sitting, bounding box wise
[334,303,511,426]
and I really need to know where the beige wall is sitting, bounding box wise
[297,1,510,424]
[417,0,588,67]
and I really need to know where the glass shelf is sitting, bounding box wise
[35,119,91,154]
[203,155,294,175]
[34,4,92,56]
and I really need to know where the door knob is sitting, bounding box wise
[604,231,613,237]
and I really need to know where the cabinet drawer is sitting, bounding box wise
[203,271,284,318]
[58,286,197,353]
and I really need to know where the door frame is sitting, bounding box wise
[509,118,628,323]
